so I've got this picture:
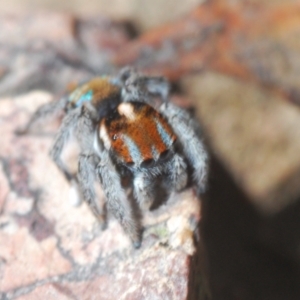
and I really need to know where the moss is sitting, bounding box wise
[148,224,169,239]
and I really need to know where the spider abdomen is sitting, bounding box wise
[99,102,176,167]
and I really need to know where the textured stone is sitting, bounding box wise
[64,248,190,300]
[0,0,201,31]
[0,12,76,47]
[111,1,300,104]
[0,231,71,292]
[183,73,300,214]
[0,12,132,96]
[16,284,72,300]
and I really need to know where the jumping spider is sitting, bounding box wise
[19,68,208,248]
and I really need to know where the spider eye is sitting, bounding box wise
[159,150,171,161]
[140,158,155,168]
[112,134,118,141]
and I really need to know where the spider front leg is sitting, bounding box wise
[166,153,188,192]
[144,76,170,102]
[78,153,107,229]
[16,95,68,135]
[160,103,209,195]
[97,151,142,248]
[119,67,170,103]
[49,107,81,184]
[133,171,155,210]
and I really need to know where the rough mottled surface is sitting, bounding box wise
[112,1,300,104]
[0,0,201,31]
[0,11,132,96]
[0,93,201,299]
[183,73,300,214]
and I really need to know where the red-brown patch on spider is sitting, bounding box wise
[103,103,176,165]
[100,118,133,164]
[130,105,175,159]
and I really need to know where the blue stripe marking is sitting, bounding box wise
[76,90,93,107]
[155,119,173,147]
[123,135,142,163]
[151,145,159,160]
[69,89,93,107]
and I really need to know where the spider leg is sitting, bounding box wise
[120,67,170,103]
[144,76,170,102]
[78,153,106,228]
[97,151,141,248]
[49,107,81,183]
[166,153,188,192]
[16,95,68,135]
[160,102,209,195]
[133,172,155,210]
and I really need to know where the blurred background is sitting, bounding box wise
[1,0,201,30]
[1,0,300,299]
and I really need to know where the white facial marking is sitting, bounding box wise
[99,123,111,149]
[118,103,136,120]
[93,130,102,155]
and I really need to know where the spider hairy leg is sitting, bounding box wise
[167,153,188,192]
[16,96,68,135]
[78,153,107,229]
[133,172,155,210]
[49,107,81,183]
[97,151,142,248]
[120,67,170,103]
[160,102,209,195]
[144,76,170,102]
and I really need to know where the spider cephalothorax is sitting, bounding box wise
[19,67,208,248]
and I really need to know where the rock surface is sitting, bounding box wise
[0,93,201,299]
[0,0,201,31]
[112,0,300,104]
[183,73,300,214]
[0,11,132,96]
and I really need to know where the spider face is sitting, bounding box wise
[99,102,176,168]
[21,67,208,248]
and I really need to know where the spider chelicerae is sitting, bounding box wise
[18,67,208,248]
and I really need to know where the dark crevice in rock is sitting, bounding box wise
[51,283,79,300]
[187,230,210,300]
[121,21,141,39]
[201,153,300,300]
[15,204,55,242]
[0,156,32,199]
[54,233,78,269]
[1,245,134,299]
